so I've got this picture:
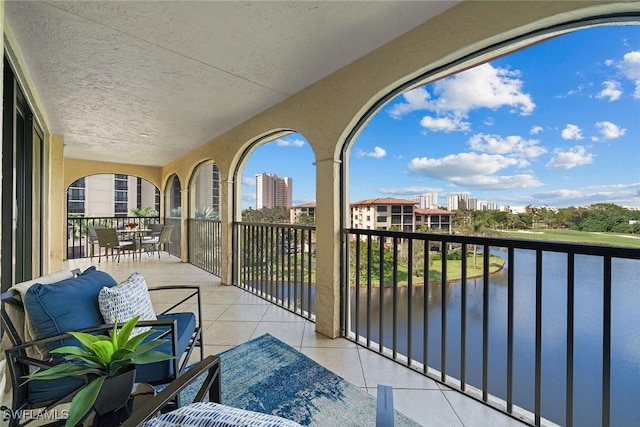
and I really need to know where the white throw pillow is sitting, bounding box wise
[98,272,157,335]
[141,402,304,427]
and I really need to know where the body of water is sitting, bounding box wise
[348,249,640,426]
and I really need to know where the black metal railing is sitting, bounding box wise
[234,222,316,321]
[189,219,222,277]
[344,228,640,427]
[66,216,160,259]
[164,217,182,258]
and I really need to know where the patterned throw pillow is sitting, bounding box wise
[98,272,157,335]
[141,402,303,427]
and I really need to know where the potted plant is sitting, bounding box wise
[24,316,173,426]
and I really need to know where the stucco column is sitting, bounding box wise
[180,187,189,262]
[314,157,342,338]
[49,134,65,272]
[219,179,234,286]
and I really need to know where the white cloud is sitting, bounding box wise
[619,50,640,99]
[356,146,386,159]
[546,146,594,169]
[389,63,535,118]
[408,152,528,179]
[468,133,546,158]
[595,121,626,139]
[377,186,439,196]
[452,174,542,189]
[531,182,640,207]
[274,138,305,147]
[561,124,584,140]
[430,63,535,115]
[388,87,432,118]
[596,80,622,102]
[530,125,544,135]
[420,115,470,132]
[242,193,256,201]
[242,176,256,186]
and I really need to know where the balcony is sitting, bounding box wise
[67,219,640,426]
[63,254,525,427]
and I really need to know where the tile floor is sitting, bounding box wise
[65,254,527,427]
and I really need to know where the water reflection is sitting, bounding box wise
[348,250,640,426]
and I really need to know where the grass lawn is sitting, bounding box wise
[500,229,640,248]
[351,253,505,287]
[242,252,506,287]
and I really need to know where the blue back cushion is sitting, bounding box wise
[24,266,118,348]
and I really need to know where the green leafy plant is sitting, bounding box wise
[24,316,173,427]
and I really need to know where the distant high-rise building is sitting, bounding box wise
[411,192,438,209]
[256,173,293,209]
[447,193,468,211]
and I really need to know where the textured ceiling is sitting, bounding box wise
[5,1,457,167]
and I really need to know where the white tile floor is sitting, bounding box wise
[65,254,527,427]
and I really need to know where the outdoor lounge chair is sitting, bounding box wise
[0,267,203,427]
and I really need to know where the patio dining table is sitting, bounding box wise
[117,228,151,258]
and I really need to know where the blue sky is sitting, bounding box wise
[241,25,639,211]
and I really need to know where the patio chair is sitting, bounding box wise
[87,225,105,260]
[94,227,135,263]
[0,267,204,427]
[140,225,174,259]
[148,223,164,239]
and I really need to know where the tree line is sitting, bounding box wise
[241,203,640,234]
[452,203,640,235]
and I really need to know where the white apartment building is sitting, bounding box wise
[447,193,469,211]
[256,173,293,209]
[411,192,438,209]
[68,174,159,217]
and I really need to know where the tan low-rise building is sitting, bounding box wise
[414,208,453,232]
[289,202,316,224]
[350,198,417,232]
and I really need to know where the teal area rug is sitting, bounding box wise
[213,334,421,427]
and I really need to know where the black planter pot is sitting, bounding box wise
[92,366,137,416]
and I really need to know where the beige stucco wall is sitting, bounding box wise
[64,159,163,189]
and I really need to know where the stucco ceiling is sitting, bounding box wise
[5,1,457,167]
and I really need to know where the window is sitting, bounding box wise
[403,206,413,213]
[391,215,402,224]
[416,215,422,221]
[403,215,413,222]
[377,206,387,212]
[377,216,387,222]
[391,206,401,213]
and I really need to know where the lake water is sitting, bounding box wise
[348,249,640,426]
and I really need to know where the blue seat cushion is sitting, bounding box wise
[24,266,118,350]
[27,376,86,405]
[23,267,118,403]
[135,312,197,384]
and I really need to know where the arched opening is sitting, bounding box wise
[164,174,182,258]
[341,21,639,426]
[233,132,317,320]
[65,173,160,259]
[189,160,222,276]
